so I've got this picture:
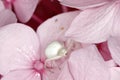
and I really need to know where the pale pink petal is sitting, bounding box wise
[110,67,120,80]
[37,11,79,59]
[1,69,41,80]
[106,60,116,67]
[59,0,110,9]
[65,4,118,43]
[57,63,73,80]
[13,0,39,22]
[108,37,120,66]
[0,1,5,11]
[111,6,120,37]
[67,45,110,80]
[0,23,40,75]
[0,9,17,27]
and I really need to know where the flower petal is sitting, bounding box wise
[0,23,40,75]
[37,11,79,59]
[1,69,41,80]
[0,9,17,27]
[111,6,120,37]
[59,0,110,9]
[13,0,39,22]
[57,63,73,80]
[108,37,120,66]
[106,60,116,67]
[0,1,5,11]
[110,67,120,80]
[67,45,110,80]
[65,4,117,43]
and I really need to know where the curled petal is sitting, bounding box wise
[65,4,118,43]
[67,45,110,80]
[13,0,39,22]
[59,0,110,9]
[37,11,79,59]
[0,9,17,27]
[1,69,41,80]
[0,23,40,75]
[108,37,120,66]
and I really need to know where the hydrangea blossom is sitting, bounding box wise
[58,0,120,69]
[0,11,80,80]
[0,0,120,80]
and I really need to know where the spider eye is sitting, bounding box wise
[45,41,67,60]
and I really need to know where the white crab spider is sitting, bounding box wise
[45,41,67,61]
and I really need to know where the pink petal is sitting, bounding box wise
[0,1,5,11]
[67,45,110,80]
[0,23,40,75]
[0,9,17,27]
[108,37,120,66]
[37,11,79,59]
[57,63,73,80]
[65,4,117,43]
[13,0,39,23]
[106,60,116,67]
[111,6,120,37]
[110,67,120,80]
[1,69,41,80]
[59,0,110,9]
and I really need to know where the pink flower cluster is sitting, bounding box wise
[0,0,120,80]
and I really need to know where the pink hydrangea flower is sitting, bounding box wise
[59,0,120,70]
[58,1,120,79]
[0,11,112,80]
[0,0,17,27]
[2,0,39,23]
[0,11,79,80]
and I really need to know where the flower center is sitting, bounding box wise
[33,60,44,73]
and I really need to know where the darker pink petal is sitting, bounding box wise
[97,42,112,61]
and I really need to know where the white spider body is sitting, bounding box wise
[45,41,67,61]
